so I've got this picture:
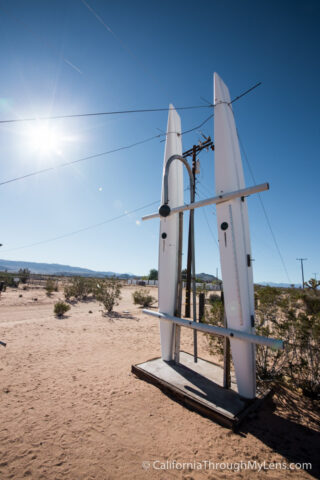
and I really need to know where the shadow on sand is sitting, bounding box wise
[239,390,320,479]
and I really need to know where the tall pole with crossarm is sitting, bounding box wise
[297,258,307,289]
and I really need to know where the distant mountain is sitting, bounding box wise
[196,272,220,282]
[0,259,136,279]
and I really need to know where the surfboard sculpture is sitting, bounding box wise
[214,72,256,399]
[158,105,184,361]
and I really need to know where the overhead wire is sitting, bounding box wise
[237,131,292,284]
[1,199,160,253]
[0,105,210,125]
[0,80,261,125]
[0,111,216,187]
[0,82,262,187]
[1,185,190,252]
[0,133,160,187]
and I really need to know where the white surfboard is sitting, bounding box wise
[214,73,256,399]
[158,105,184,361]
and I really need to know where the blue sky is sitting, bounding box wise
[0,0,319,284]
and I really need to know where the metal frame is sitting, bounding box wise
[143,309,284,350]
[142,182,269,221]
[161,154,197,360]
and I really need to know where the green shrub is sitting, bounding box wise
[132,289,156,308]
[205,285,320,397]
[54,301,70,317]
[95,279,122,313]
[64,277,95,301]
[46,278,58,296]
[0,273,19,288]
[18,268,30,284]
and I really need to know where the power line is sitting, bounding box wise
[229,82,262,105]
[237,132,292,284]
[0,134,160,187]
[0,112,217,187]
[0,80,261,125]
[1,200,160,253]
[0,82,262,187]
[1,185,190,252]
[0,105,210,125]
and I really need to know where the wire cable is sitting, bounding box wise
[237,132,292,284]
[0,105,210,125]
[0,134,160,187]
[0,81,260,125]
[0,83,262,187]
[1,200,160,253]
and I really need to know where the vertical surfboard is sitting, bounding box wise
[158,105,184,361]
[214,73,256,399]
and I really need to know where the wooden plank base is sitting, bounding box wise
[132,351,271,429]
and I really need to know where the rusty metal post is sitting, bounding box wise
[222,291,231,389]
[199,292,205,323]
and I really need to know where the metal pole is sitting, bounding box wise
[190,146,197,362]
[198,293,205,322]
[222,292,231,389]
[174,212,183,363]
[185,146,196,319]
[142,309,284,350]
[296,258,307,289]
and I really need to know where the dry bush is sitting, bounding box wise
[54,301,70,317]
[95,279,122,313]
[132,289,156,308]
[204,285,320,398]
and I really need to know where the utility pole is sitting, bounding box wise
[183,137,214,319]
[296,258,307,289]
[313,273,318,281]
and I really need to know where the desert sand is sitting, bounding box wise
[0,284,319,480]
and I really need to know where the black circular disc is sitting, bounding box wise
[161,232,167,239]
[221,222,229,231]
[159,204,171,217]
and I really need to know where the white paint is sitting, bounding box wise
[158,105,184,361]
[214,73,256,399]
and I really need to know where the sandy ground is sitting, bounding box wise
[0,284,319,480]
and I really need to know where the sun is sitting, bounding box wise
[27,122,63,155]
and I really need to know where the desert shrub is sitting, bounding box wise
[54,301,70,317]
[132,289,156,308]
[208,293,221,304]
[203,296,225,357]
[205,285,320,397]
[45,278,58,296]
[285,310,320,398]
[0,273,18,288]
[64,277,95,301]
[18,268,30,284]
[95,279,122,313]
[301,294,320,315]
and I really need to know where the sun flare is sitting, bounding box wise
[27,123,63,155]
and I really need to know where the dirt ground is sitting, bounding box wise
[0,284,319,480]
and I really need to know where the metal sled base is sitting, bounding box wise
[132,351,271,429]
